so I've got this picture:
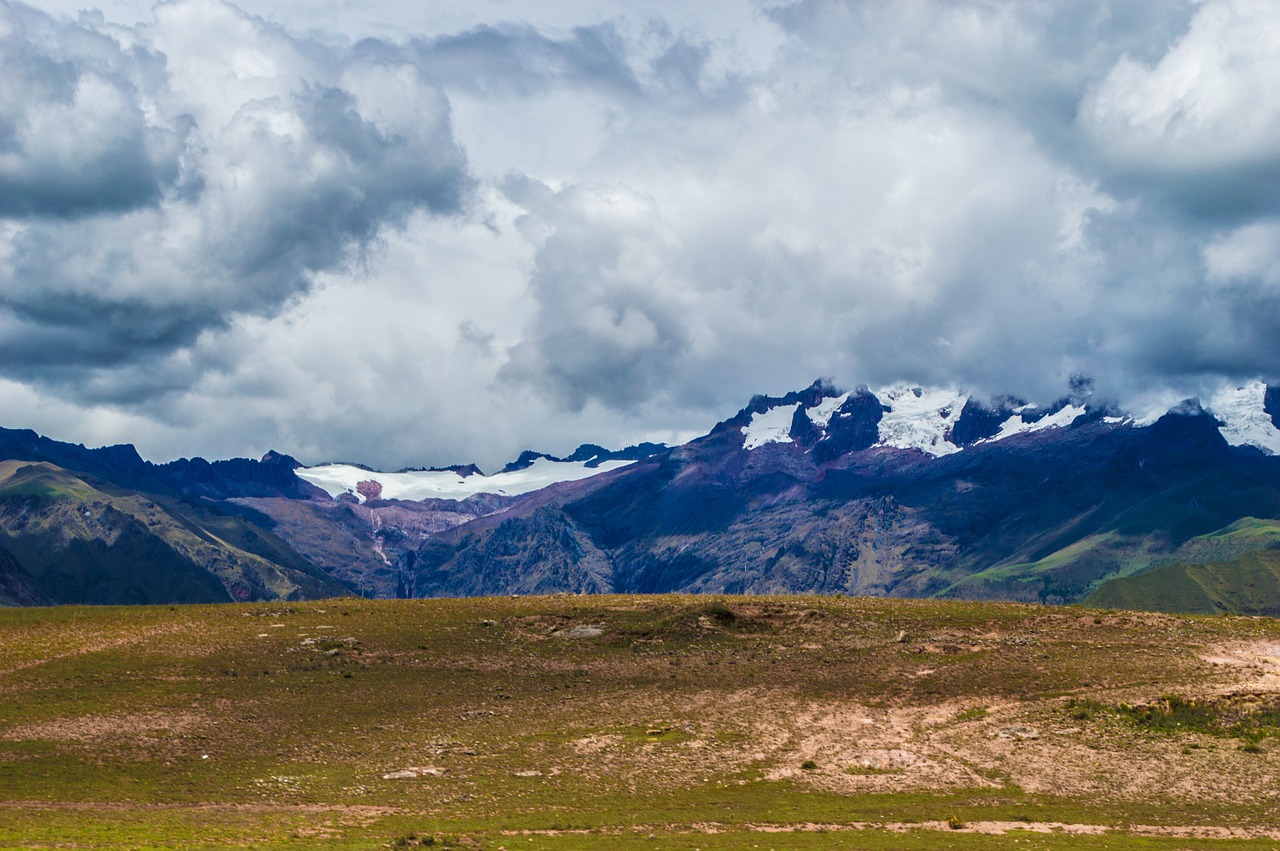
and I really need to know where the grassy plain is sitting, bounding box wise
[4,595,1280,849]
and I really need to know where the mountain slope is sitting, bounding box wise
[1085,549,1280,615]
[0,461,346,605]
[0,541,48,606]
[0,427,326,501]
[410,382,1280,606]
[6,377,1280,611]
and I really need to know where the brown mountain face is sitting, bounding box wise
[229,493,520,598]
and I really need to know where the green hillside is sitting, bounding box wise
[1167,517,1280,565]
[1086,548,1280,615]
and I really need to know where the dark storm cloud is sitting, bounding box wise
[0,5,187,217]
[0,0,470,401]
[0,292,212,362]
[206,81,467,290]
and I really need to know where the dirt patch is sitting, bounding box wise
[503,819,1280,840]
[759,699,1002,792]
[0,622,192,677]
[381,767,446,780]
[1201,640,1280,693]
[572,733,623,754]
[4,710,210,743]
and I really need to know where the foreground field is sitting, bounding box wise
[3,595,1280,849]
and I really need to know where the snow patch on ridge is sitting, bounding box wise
[297,457,636,502]
[741,403,801,450]
[989,404,1087,442]
[873,384,967,456]
[1210,381,1280,455]
[806,393,851,428]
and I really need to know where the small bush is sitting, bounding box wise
[1117,695,1224,735]
[702,602,737,624]
[801,759,818,770]
[1065,698,1106,721]
[946,814,966,830]
[955,707,989,722]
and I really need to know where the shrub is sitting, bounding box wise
[702,602,737,624]
[1065,698,1106,721]
[955,707,989,722]
[1119,696,1220,734]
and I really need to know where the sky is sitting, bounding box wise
[3,0,1280,471]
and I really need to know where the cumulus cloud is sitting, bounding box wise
[1080,0,1280,217]
[0,0,468,391]
[498,176,693,410]
[486,8,1122,413]
[5,0,1280,469]
[1204,220,1280,288]
[0,25,184,218]
[1081,0,1280,170]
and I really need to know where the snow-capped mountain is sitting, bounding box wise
[1209,382,1280,455]
[297,457,638,502]
[736,379,1280,458]
[5,376,1280,610]
[408,376,1280,607]
[296,442,667,503]
[869,384,970,455]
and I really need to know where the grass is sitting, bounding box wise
[1063,693,1280,741]
[954,707,990,722]
[2,594,1280,848]
[1087,549,1280,616]
[1065,698,1106,721]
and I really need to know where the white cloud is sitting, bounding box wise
[1204,220,1280,288]
[1081,0,1280,175]
[5,0,1280,469]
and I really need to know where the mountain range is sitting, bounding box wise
[4,378,1280,614]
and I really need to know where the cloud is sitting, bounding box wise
[1080,0,1280,218]
[407,23,641,99]
[0,28,186,218]
[485,13,1121,415]
[0,0,469,394]
[5,0,1280,470]
[1204,220,1280,288]
[498,176,693,410]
